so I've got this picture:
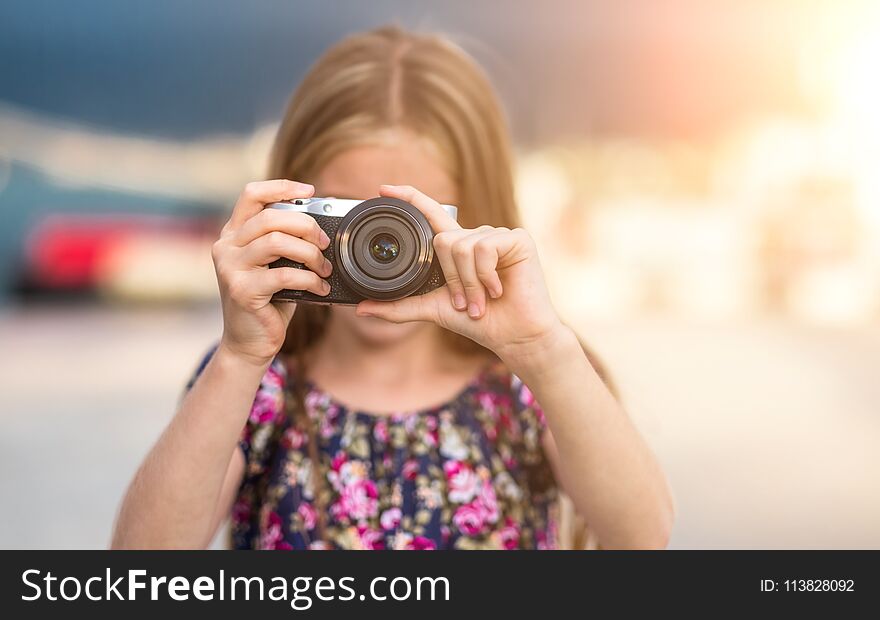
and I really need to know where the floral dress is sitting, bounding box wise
[187,349,558,550]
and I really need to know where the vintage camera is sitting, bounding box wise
[267,196,458,304]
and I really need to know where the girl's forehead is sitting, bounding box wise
[313,138,457,204]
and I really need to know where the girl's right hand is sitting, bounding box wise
[211,179,333,366]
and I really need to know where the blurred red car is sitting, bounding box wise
[23,213,219,301]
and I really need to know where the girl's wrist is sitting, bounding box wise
[495,322,581,381]
[215,338,276,376]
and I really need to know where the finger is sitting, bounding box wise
[432,229,471,311]
[355,288,444,324]
[242,232,332,277]
[234,207,329,250]
[378,185,460,233]
[250,267,330,299]
[451,227,497,319]
[228,180,314,229]
[473,229,509,300]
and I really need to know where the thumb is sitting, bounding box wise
[356,289,445,324]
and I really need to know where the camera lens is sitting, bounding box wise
[335,197,437,300]
[369,233,400,263]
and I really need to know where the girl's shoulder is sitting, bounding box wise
[184,345,290,394]
[479,356,539,406]
[466,355,547,432]
[183,344,292,428]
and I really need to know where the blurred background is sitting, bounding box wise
[1,0,879,549]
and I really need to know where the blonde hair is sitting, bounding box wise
[267,25,605,548]
[269,25,519,231]
[272,25,526,362]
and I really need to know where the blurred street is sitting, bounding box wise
[2,0,880,551]
[1,304,878,549]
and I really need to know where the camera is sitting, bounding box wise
[267,196,458,304]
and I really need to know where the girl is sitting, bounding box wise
[112,26,673,550]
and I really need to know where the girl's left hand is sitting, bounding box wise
[356,185,566,366]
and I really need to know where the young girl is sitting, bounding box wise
[112,26,673,550]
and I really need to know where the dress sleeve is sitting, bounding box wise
[181,345,288,474]
[509,372,556,495]
[182,344,218,395]
[511,373,548,435]
[237,357,288,472]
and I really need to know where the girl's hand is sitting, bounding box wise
[212,180,333,366]
[356,185,568,371]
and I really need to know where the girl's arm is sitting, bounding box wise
[506,326,674,549]
[358,184,675,549]
[112,179,332,548]
[111,346,257,548]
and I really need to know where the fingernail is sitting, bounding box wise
[488,287,501,299]
[319,230,331,247]
[467,302,481,318]
[321,280,331,294]
[453,293,466,310]
[323,259,332,275]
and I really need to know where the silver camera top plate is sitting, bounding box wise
[268,197,458,221]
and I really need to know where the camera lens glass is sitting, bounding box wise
[351,215,415,280]
[336,199,437,300]
[369,233,400,263]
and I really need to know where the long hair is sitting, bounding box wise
[265,26,611,547]
[271,25,520,355]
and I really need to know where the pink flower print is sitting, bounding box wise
[404,414,419,435]
[424,428,438,448]
[503,454,518,470]
[320,405,340,438]
[330,451,348,473]
[249,390,278,424]
[535,527,548,550]
[443,460,479,504]
[261,511,292,550]
[262,365,284,390]
[452,502,486,536]
[380,507,402,531]
[484,424,498,442]
[499,410,521,442]
[407,536,436,550]
[281,427,306,450]
[357,525,385,550]
[520,382,536,408]
[498,518,520,550]
[328,456,369,494]
[327,452,348,492]
[297,502,317,531]
[373,420,389,443]
[231,498,251,525]
[452,482,499,537]
[535,406,547,429]
[331,479,379,522]
[476,481,500,524]
[546,512,559,550]
[402,458,419,481]
[304,389,325,413]
[478,392,500,418]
